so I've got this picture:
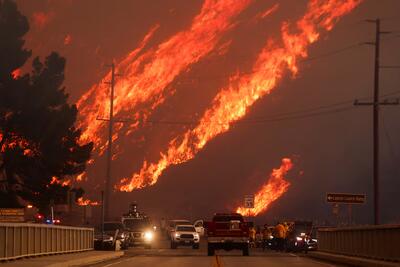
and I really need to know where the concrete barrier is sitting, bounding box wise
[0,222,94,261]
[318,225,400,262]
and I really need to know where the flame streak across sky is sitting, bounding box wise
[119,0,362,192]
[236,158,293,216]
[77,0,253,152]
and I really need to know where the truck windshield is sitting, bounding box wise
[176,226,195,232]
[213,215,243,222]
[123,219,150,230]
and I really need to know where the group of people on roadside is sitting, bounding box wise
[248,222,296,251]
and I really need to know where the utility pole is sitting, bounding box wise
[354,18,399,225]
[96,64,127,220]
[96,63,116,221]
[105,63,115,221]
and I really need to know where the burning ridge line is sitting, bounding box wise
[236,158,293,216]
[77,0,254,154]
[118,0,362,192]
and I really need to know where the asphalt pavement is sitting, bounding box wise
[87,232,343,267]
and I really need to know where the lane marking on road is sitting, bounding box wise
[212,254,224,267]
[103,258,132,267]
[310,259,338,267]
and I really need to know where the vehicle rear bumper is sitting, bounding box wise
[208,237,249,243]
[208,237,249,251]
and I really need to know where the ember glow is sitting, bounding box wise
[76,197,100,206]
[32,11,53,29]
[119,0,362,192]
[236,158,293,216]
[77,0,253,153]
[11,68,21,79]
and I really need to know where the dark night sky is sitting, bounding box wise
[15,0,400,224]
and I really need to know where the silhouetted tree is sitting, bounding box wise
[0,0,93,212]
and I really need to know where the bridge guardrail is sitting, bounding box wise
[0,222,94,261]
[317,224,400,262]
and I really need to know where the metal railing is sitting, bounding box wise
[0,223,94,261]
[317,224,400,262]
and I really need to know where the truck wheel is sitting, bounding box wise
[170,242,177,249]
[242,244,249,256]
[192,244,200,249]
[207,244,215,256]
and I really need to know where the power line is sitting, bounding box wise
[241,106,356,124]
[173,42,366,82]
[303,43,364,62]
[146,89,400,126]
[147,106,355,125]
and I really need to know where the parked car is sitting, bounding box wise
[170,225,200,249]
[94,232,114,250]
[103,221,130,249]
[285,221,313,253]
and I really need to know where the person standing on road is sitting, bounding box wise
[262,224,272,251]
[249,226,256,248]
[274,223,286,251]
[160,218,166,234]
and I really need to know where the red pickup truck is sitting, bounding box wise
[205,213,250,256]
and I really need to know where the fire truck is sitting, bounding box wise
[205,213,251,256]
[121,203,154,248]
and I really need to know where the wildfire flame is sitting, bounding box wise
[119,0,362,192]
[49,176,71,187]
[77,0,253,153]
[255,3,280,21]
[236,158,293,216]
[76,172,86,182]
[76,197,100,206]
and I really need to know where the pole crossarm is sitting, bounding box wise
[380,66,400,69]
[354,99,400,106]
[96,117,130,123]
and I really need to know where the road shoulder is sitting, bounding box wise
[308,251,400,267]
[1,251,124,267]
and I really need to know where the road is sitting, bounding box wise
[89,233,342,267]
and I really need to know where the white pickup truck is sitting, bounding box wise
[170,225,200,249]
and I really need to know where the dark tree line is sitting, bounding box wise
[0,0,93,212]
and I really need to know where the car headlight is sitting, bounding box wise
[296,236,303,241]
[175,233,180,238]
[194,233,199,238]
[144,231,153,241]
[120,233,125,238]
